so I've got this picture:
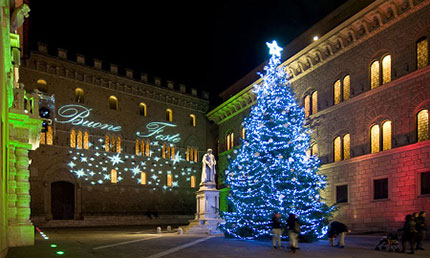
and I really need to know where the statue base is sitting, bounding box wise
[183,183,224,235]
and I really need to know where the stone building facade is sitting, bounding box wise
[208,0,430,232]
[20,44,213,227]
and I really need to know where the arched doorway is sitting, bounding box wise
[51,181,75,220]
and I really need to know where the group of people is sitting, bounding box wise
[272,212,349,253]
[272,212,301,253]
[401,211,427,254]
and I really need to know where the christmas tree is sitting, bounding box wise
[220,41,333,240]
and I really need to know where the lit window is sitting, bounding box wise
[167,174,173,187]
[417,37,429,69]
[141,172,146,185]
[370,60,380,89]
[75,88,84,103]
[171,145,175,159]
[194,148,198,162]
[70,130,76,148]
[83,131,89,149]
[343,75,350,101]
[111,169,117,184]
[162,144,166,159]
[190,114,196,127]
[334,137,342,162]
[116,136,121,153]
[191,176,196,188]
[311,144,318,156]
[145,140,150,156]
[343,134,350,160]
[37,79,47,85]
[226,132,234,150]
[105,135,110,152]
[417,109,429,142]
[166,109,173,122]
[304,95,310,118]
[110,135,116,152]
[382,55,391,84]
[334,80,341,105]
[312,91,318,115]
[77,131,83,149]
[41,125,53,145]
[139,102,147,116]
[370,124,380,153]
[136,140,140,155]
[109,96,118,110]
[382,121,391,151]
[241,127,246,140]
[186,147,190,161]
[40,131,46,145]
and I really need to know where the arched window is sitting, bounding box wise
[70,130,76,148]
[145,140,150,156]
[110,135,116,152]
[382,121,392,151]
[334,80,341,105]
[37,79,48,92]
[166,109,173,122]
[167,174,173,187]
[343,75,350,101]
[77,131,83,149]
[105,134,110,152]
[311,143,318,156]
[226,132,234,150]
[304,91,318,117]
[334,137,342,162]
[312,91,318,115]
[417,37,429,69]
[370,61,380,89]
[417,109,429,142]
[194,148,198,162]
[382,55,391,85]
[37,79,47,85]
[241,127,246,140]
[191,176,196,188]
[135,139,140,155]
[41,125,53,145]
[83,131,89,150]
[109,96,118,110]
[171,145,175,159]
[304,95,311,118]
[189,114,196,127]
[111,169,117,184]
[141,172,147,185]
[75,88,84,103]
[370,124,380,153]
[186,147,190,161]
[116,136,121,153]
[139,102,147,116]
[343,134,350,160]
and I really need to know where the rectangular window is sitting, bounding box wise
[312,91,318,115]
[336,185,348,203]
[374,178,388,200]
[141,172,146,185]
[421,172,430,195]
[334,137,342,162]
[304,95,310,118]
[343,134,350,160]
[343,75,350,101]
[417,38,428,69]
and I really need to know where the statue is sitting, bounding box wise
[200,149,216,186]
[10,4,31,32]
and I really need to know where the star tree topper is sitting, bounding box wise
[266,40,283,57]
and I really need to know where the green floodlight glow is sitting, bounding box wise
[50,244,57,248]
[56,251,64,255]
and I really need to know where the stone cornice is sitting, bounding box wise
[22,52,210,113]
[207,0,429,125]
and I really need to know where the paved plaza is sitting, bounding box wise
[4,226,430,258]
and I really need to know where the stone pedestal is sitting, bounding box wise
[184,183,224,234]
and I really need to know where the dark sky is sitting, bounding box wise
[28,0,348,102]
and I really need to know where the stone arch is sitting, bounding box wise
[42,163,81,220]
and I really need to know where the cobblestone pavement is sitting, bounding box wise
[5,227,430,258]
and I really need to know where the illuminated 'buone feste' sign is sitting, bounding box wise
[56,104,122,131]
[137,122,181,143]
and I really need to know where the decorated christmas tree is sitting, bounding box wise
[220,41,333,240]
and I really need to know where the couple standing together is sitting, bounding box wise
[272,212,301,253]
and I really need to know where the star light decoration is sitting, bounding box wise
[65,138,200,190]
[266,40,283,57]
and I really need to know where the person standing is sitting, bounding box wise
[401,214,417,254]
[272,212,283,249]
[287,213,301,253]
[416,211,427,250]
[327,221,348,248]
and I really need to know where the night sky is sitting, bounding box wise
[28,0,348,102]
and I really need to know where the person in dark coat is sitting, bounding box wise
[415,211,427,250]
[328,221,348,248]
[287,213,301,253]
[272,212,283,249]
[401,214,417,254]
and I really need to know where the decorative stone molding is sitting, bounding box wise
[23,53,209,113]
[207,0,429,124]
